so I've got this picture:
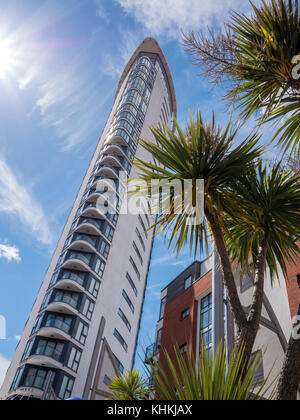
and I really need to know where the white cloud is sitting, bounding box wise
[0,244,21,263]
[0,354,10,388]
[115,0,254,38]
[95,0,110,22]
[0,156,53,245]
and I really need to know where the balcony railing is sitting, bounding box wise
[44,318,72,335]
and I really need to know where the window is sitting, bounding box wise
[181,308,190,320]
[67,347,82,372]
[103,223,114,242]
[241,272,253,293]
[118,308,131,332]
[58,375,74,400]
[23,367,48,389]
[114,329,128,352]
[126,272,137,296]
[104,375,111,386]
[114,355,124,374]
[179,343,187,355]
[98,239,110,259]
[184,276,192,290]
[22,339,34,361]
[122,290,134,313]
[249,352,264,385]
[88,276,100,298]
[155,329,162,353]
[11,367,25,390]
[135,227,145,252]
[138,215,148,238]
[74,321,89,345]
[81,297,95,320]
[133,241,143,265]
[94,257,105,278]
[200,294,213,358]
[159,297,166,320]
[130,256,140,280]
[35,338,64,362]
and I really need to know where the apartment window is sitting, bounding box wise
[138,215,148,238]
[11,367,25,391]
[114,329,128,352]
[241,272,253,293]
[200,294,213,358]
[133,241,143,265]
[104,375,111,386]
[88,276,100,298]
[103,223,114,242]
[67,347,82,373]
[35,339,64,362]
[114,355,124,374]
[126,272,137,296]
[184,275,192,290]
[23,367,48,389]
[118,308,131,332]
[155,329,162,353]
[58,375,74,400]
[81,297,95,320]
[98,239,110,259]
[130,256,140,280]
[135,227,145,251]
[179,343,188,355]
[22,339,34,361]
[159,297,166,320]
[74,321,89,345]
[94,257,105,278]
[249,351,264,385]
[122,290,135,313]
[181,308,190,320]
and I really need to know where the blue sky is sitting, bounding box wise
[0,0,274,384]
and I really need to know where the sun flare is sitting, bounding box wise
[0,39,15,79]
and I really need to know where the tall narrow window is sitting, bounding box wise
[199,294,213,358]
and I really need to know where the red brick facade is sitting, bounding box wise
[285,254,300,320]
[159,270,212,372]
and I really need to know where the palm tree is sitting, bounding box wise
[146,342,274,400]
[183,0,300,153]
[224,161,300,368]
[134,113,300,375]
[109,369,150,400]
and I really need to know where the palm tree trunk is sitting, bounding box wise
[205,207,247,333]
[206,206,270,367]
[235,228,270,366]
[276,332,300,400]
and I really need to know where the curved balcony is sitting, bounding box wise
[85,192,120,215]
[46,301,78,317]
[102,143,132,160]
[73,218,104,237]
[61,251,92,273]
[36,325,72,342]
[23,353,62,370]
[67,234,98,255]
[95,164,120,179]
[98,153,124,169]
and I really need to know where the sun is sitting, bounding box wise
[0,39,15,79]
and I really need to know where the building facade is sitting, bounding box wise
[0,38,177,400]
[149,253,300,396]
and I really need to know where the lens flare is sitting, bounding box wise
[0,39,14,79]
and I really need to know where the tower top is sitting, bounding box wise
[115,37,177,118]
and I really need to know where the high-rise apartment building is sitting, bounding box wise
[148,254,300,397]
[0,38,177,400]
